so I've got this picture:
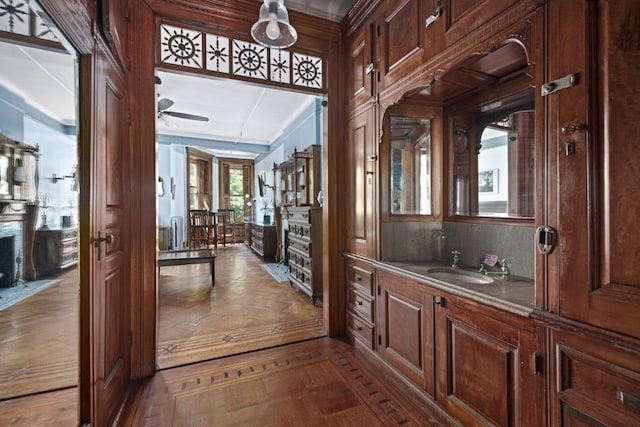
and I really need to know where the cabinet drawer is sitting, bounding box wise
[347,310,375,349]
[289,223,311,239]
[287,208,311,223]
[288,236,311,256]
[61,240,77,254]
[60,228,77,240]
[346,263,373,296]
[347,286,374,322]
[288,248,311,271]
[554,333,640,424]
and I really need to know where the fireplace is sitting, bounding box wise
[0,235,15,287]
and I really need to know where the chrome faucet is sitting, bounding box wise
[451,250,461,268]
[479,257,511,279]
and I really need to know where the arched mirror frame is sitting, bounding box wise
[446,74,536,223]
[379,37,536,227]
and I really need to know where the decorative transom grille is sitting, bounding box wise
[158,23,323,90]
[0,1,57,42]
[160,24,203,68]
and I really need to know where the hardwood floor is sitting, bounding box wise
[123,337,451,426]
[158,244,324,369]
[0,267,79,400]
[0,245,453,425]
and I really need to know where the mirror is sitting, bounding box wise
[381,103,442,219]
[391,116,432,215]
[450,87,535,219]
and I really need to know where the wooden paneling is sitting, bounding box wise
[100,0,129,70]
[92,38,131,426]
[348,24,375,108]
[435,297,544,426]
[345,108,377,257]
[548,0,640,340]
[377,270,435,398]
[550,328,640,426]
[378,0,429,91]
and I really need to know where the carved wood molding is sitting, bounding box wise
[341,0,384,39]
[38,0,94,54]
[379,4,536,110]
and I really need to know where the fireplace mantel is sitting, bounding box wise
[0,201,39,280]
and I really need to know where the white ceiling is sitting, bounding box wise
[156,70,317,158]
[0,40,76,126]
[0,0,356,158]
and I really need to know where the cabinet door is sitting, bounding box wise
[345,108,377,257]
[377,270,435,398]
[547,0,640,339]
[435,299,544,426]
[348,23,375,109]
[377,0,429,91]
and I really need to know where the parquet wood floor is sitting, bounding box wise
[124,337,450,426]
[157,244,324,369]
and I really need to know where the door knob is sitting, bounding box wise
[94,231,113,260]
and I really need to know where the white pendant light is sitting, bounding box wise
[251,0,297,48]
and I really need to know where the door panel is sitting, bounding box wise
[346,108,376,257]
[92,40,130,426]
[549,0,640,339]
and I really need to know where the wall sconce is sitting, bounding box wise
[251,0,297,48]
[49,173,65,183]
[157,176,165,197]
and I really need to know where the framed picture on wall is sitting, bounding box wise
[478,169,498,194]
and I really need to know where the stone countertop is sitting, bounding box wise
[374,260,535,318]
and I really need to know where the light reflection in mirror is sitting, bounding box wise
[390,116,432,215]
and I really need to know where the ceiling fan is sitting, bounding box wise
[157,97,209,128]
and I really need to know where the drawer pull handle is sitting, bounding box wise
[618,389,640,414]
[355,274,362,281]
[356,300,363,306]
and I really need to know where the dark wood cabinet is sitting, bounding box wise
[435,296,545,427]
[339,0,640,426]
[287,206,322,304]
[249,222,276,261]
[347,23,376,110]
[344,254,376,350]
[34,228,78,278]
[544,0,640,341]
[377,269,436,398]
[549,327,640,426]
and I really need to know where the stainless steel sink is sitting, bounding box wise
[425,267,494,284]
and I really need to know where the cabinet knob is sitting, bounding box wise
[355,274,362,281]
[356,300,363,306]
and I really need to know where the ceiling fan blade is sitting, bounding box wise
[163,111,209,122]
[157,97,174,111]
[158,113,178,129]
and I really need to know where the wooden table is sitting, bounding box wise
[157,249,216,287]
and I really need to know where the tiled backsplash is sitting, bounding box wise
[443,222,535,279]
[381,221,535,279]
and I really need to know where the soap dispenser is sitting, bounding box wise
[431,229,446,261]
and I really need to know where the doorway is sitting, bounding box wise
[0,3,79,400]
[155,70,326,369]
